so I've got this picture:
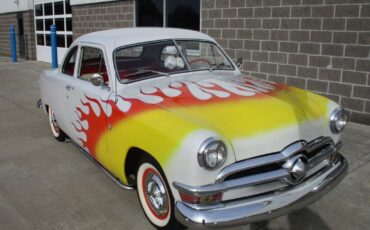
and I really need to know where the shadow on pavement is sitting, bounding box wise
[252,208,330,230]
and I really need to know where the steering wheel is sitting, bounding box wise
[188,58,212,67]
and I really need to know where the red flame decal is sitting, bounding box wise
[72,77,284,158]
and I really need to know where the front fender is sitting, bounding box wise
[101,106,235,200]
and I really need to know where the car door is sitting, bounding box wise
[49,45,79,134]
[65,44,113,168]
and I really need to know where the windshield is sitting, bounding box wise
[114,40,234,83]
[176,40,233,71]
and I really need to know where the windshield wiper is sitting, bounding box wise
[125,69,170,78]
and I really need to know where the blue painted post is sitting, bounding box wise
[50,25,58,68]
[10,25,17,63]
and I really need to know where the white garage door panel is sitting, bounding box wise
[36,46,66,64]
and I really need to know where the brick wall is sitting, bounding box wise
[202,0,370,125]
[0,10,35,60]
[0,12,17,58]
[72,0,134,40]
[23,10,36,60]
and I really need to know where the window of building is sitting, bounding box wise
[136,0,163,27]
[44,3,53,16]
[166,0,200,30]
[35,4,43,16]
[55,18,65,31]
[36,19,44,31]
[65,0,72,14]
[37,34,44,45]
[34,0,73,49]
[136,0,200,31]
[54,1,64,15]
[45,19,53,31]
[57,35,65,47]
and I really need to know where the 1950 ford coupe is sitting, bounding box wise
[39,28,348,229]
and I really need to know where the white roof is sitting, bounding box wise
[74,27,215,50]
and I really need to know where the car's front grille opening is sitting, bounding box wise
[224,163,282,181]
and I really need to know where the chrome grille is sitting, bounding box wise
[218,137,340,201]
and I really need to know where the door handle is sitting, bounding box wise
[66,85,74,91]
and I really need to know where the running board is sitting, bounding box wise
[69,139,134,190]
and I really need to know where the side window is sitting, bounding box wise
[62,46,78,76]
[79,47,109,85]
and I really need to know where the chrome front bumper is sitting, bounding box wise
[175,153,347,228]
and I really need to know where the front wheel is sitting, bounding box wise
[136,159,184,229]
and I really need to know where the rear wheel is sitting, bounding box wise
[48,107,67,142]
[136,159,184,229]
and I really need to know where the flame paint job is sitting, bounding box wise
[66,73,336,187]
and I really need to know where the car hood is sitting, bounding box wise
[121,72,331,161]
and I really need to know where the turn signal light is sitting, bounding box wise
[179,191,223,205]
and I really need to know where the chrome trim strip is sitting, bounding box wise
[223,169,288,190]
[175,155,347,228]
[173,169,288,196]
[215,152,288,183]
[70,140,134,190]
[306,136,333,152]
[222,180,288,202]
[307,145,335,169]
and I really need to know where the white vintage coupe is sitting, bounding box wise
[38,28,348,229]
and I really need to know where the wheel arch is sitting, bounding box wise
[124,147,163,186]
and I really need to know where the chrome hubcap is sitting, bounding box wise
[145,173,169,216]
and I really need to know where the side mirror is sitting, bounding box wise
[236,57,243,69]
[91,73,104,86]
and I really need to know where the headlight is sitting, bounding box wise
[330,108,348,133]
[198,137,227,169]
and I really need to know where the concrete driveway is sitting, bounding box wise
[0,57,369,230]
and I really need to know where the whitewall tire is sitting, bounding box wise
[48,107,67,142]
[136,160,184,229]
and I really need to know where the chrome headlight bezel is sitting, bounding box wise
[197,137,227,170]
[330,108,348,134]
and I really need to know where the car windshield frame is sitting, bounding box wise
[113,39,235,84]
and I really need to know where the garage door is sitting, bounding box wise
[34,0,73,63]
